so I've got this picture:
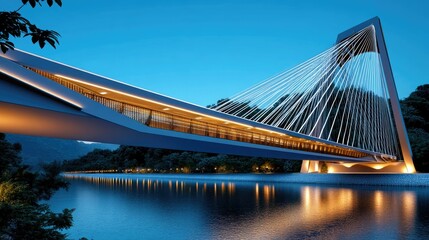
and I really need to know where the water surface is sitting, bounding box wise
[49,174,429,239]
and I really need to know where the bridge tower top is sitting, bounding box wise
[337,17,415,173]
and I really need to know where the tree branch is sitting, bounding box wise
[15,3,26,12]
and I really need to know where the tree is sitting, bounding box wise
[0,133,73,239]
[0,0,62,53]
[283,160,302,173]
[401,84,429,172]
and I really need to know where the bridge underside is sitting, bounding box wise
[1,98,407,173]
[0,87,371,163]
[0,95,408,173]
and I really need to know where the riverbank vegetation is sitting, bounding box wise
[0,133,73,239]
[400,84,429,171]
[62,147,302,173]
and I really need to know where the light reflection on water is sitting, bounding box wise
[49,174,429,240]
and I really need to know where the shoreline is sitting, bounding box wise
[63,173,429,187]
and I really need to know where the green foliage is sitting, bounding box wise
[319,161,328,173]
[63,144,298,173]
[62,149,115,171]
[408,129,429,170]
[401,84,429,172]
[0,0,62,53]
[0,133,73,240]
[22,0,62,8]
[283,160,302,173]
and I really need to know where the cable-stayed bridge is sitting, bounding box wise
[0,17,415,173]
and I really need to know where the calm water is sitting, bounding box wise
[49,174,429,240]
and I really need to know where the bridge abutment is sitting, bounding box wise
[301,161,411,173]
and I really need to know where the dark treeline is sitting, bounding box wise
[62,147,302,173]
[63,84,429,173]
[400,84,429,171]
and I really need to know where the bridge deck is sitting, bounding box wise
[28,67,376,161]
[0,49,398,163]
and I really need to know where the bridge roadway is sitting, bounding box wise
[0,49,392,163]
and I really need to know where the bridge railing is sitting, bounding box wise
[29,68,368,159]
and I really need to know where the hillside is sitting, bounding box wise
[6,134,118,168]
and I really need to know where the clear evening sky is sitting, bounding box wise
[3,0,428,106]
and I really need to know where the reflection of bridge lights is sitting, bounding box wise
[301,186,354,223]
[402,191,416,225]
[228,183,235,196]
[302,186,312,211]
[373,190,384,222]
[255,183,259,201]
[263,185,275,204]
[67,176,242,199]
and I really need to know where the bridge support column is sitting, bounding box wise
[301,160,320,173]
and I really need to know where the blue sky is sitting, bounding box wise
[4,0,429,106]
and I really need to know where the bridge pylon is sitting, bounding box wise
[301,17,415,173]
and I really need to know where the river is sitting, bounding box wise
[49,174,429,239]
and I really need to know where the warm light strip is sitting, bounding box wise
[54,74,255,129]
[52,74,380,158]
[2,69,83,108]
[342,163,359,168]
[256,127,281,135]
[340,162,402,170]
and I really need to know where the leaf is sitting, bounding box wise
[54,0,62,7]
[20,24,28,33]
[39,40,45,48]
[1,44,8,54]
[31,35,38,44]
[46,38,56,48]
[29,0,36,8]
[0,41,14,53]
[47,0,53,7]
[29,24,37,32]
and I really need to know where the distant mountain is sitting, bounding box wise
[6,134,118,168]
